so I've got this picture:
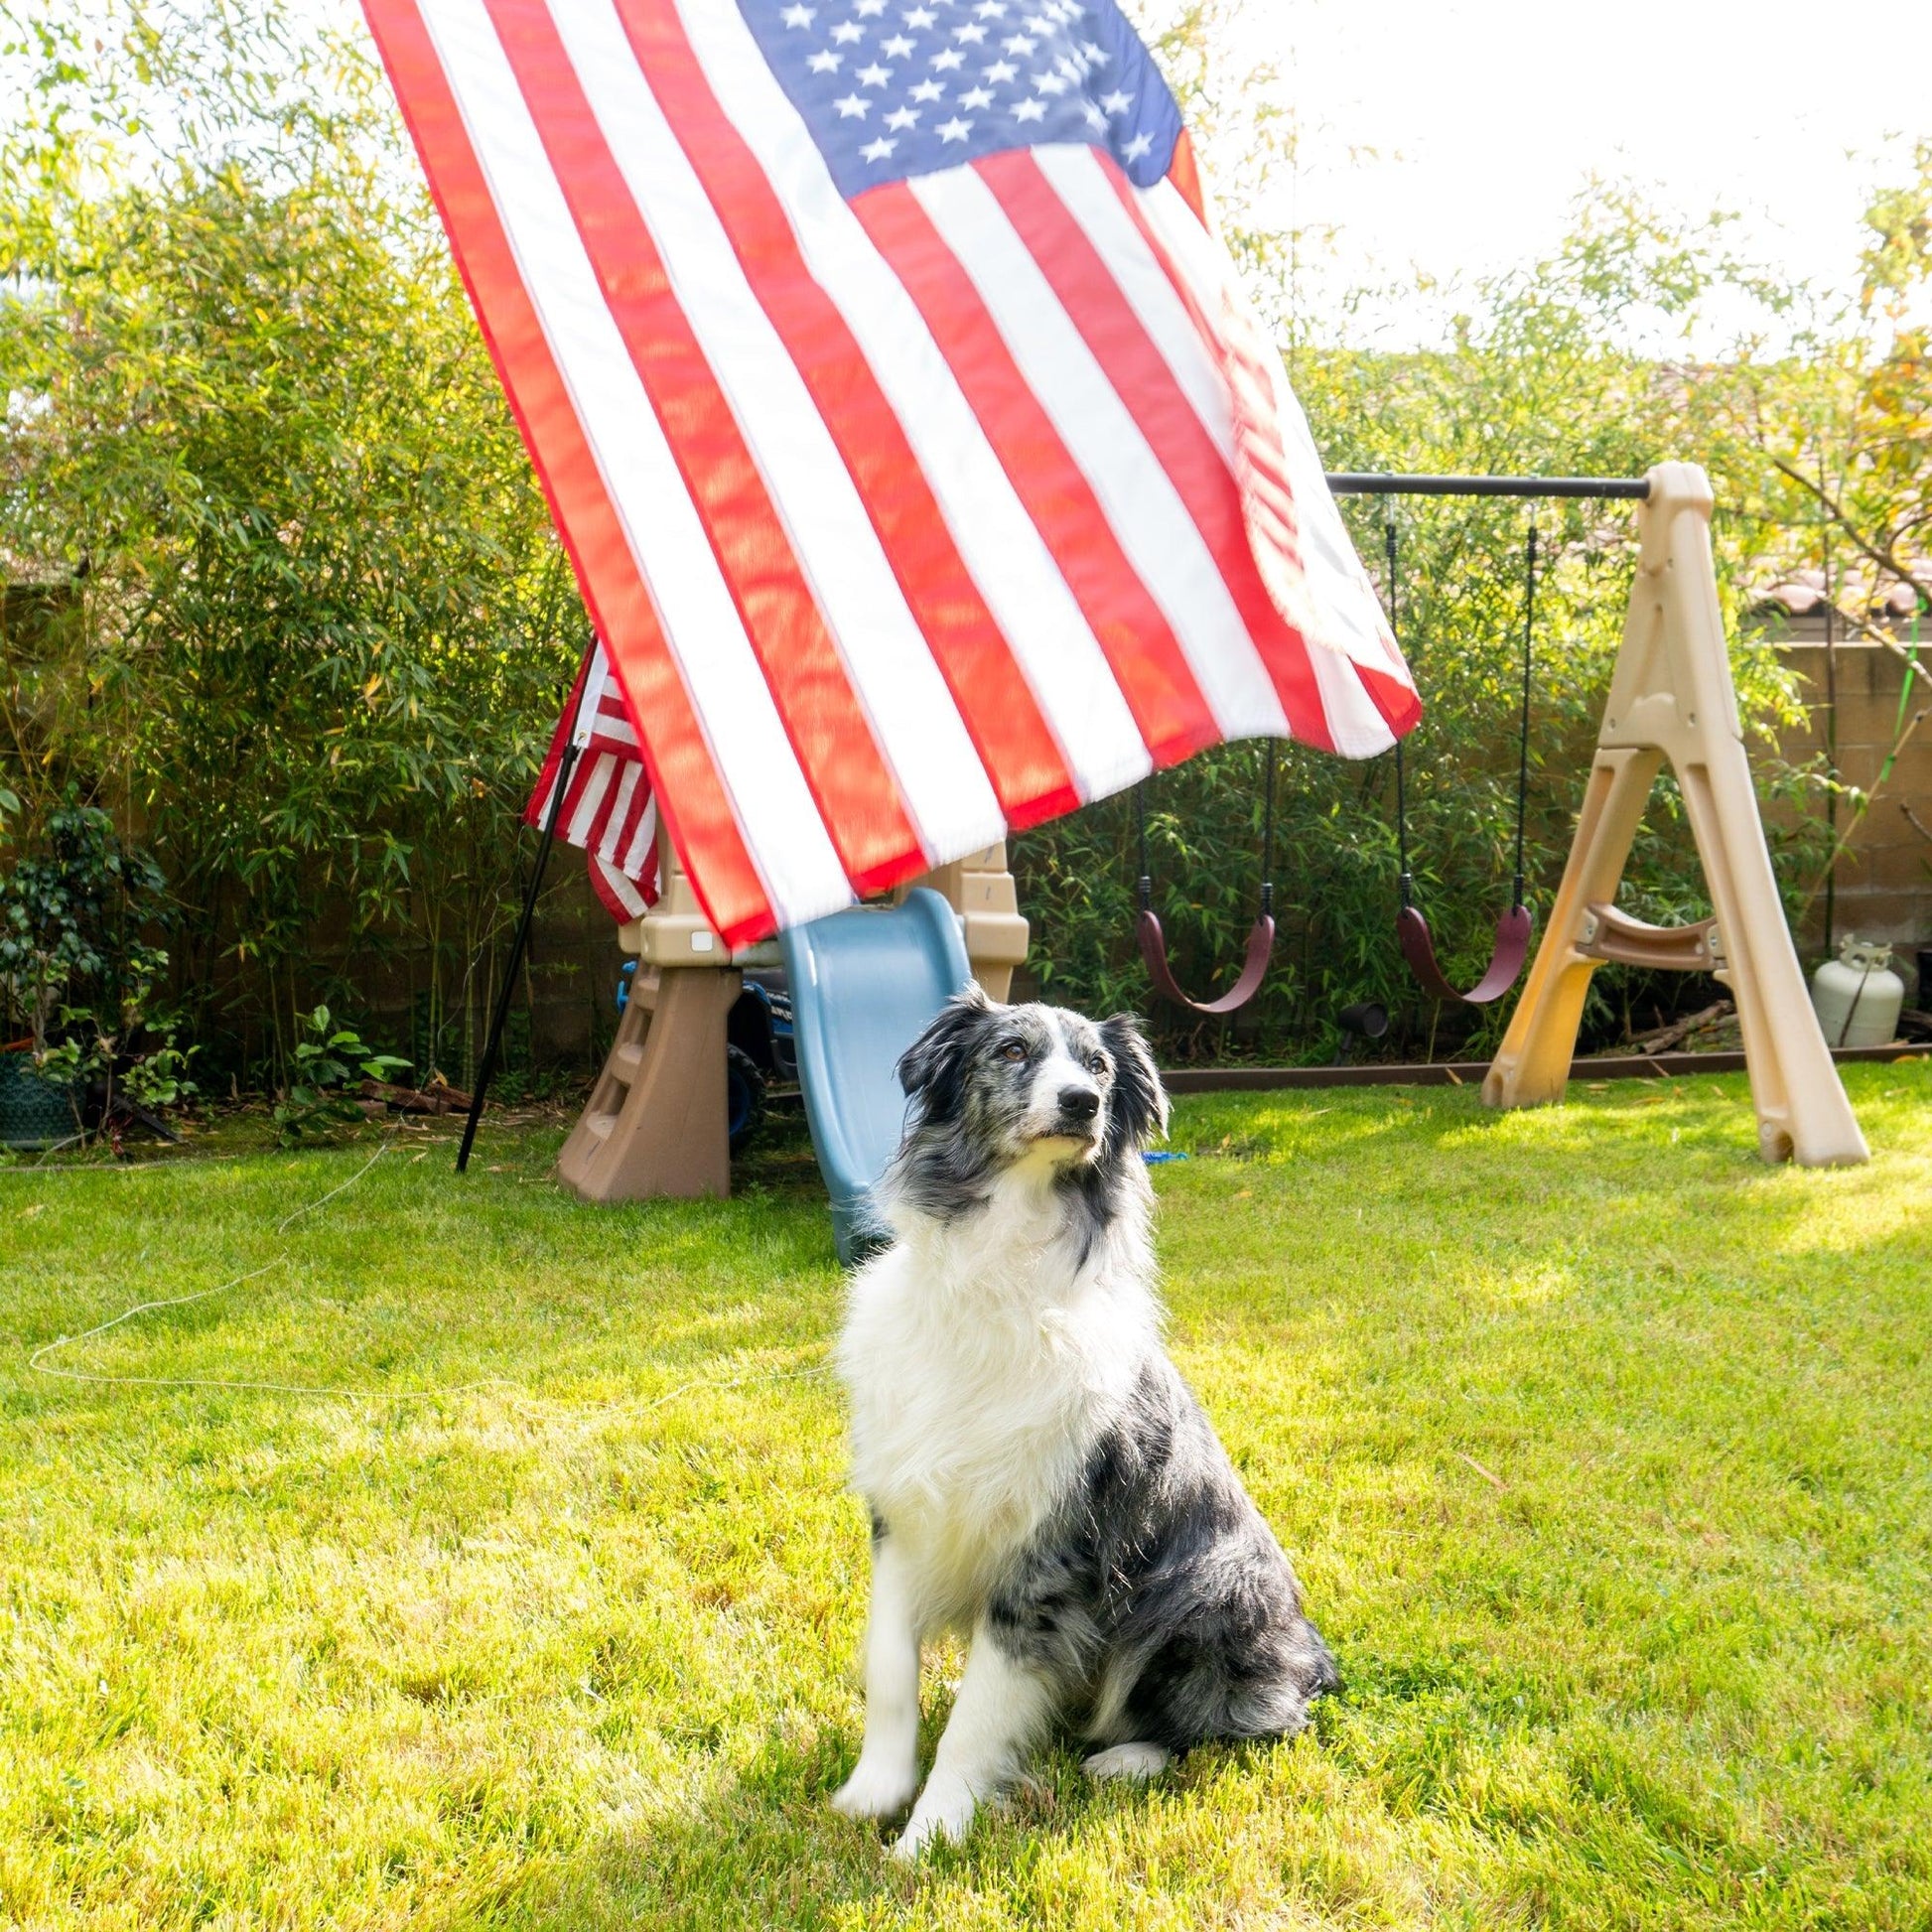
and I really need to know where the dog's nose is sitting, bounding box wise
[1057,1087,1100,1124]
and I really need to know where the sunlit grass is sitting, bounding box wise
[3,1063,1928,1928]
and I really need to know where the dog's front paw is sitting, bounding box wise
[831,1754,918,1821]
[891,1781,975,1861]
[1081,1741,1173,1782]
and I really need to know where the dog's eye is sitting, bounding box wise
[998,1038,1029,1064]
[1085,1050,1108,1075]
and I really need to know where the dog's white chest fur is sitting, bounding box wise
[839,1169,1157,1629]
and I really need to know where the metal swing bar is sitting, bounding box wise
[1326,473,1652,500]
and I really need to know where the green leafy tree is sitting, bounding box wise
[0,0,578,1085]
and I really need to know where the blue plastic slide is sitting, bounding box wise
[779,889,971,1263]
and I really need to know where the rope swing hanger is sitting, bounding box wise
[1386,505,1539,1007]
[1135,739,1279,1017]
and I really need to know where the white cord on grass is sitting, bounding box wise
[20,1134,500,1401]
[25,1132,830,1416]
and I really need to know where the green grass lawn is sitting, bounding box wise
[3,1064,1929,1930]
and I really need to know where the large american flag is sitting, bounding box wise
[365,0,1422,946]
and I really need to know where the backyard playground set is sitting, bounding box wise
[349,0,1876,1256]
[475,464,1873,1260]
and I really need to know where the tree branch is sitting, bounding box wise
[1769,456,1930,608]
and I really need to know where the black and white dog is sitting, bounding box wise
[832,989,1338,1859]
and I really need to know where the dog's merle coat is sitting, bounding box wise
[832,990,1336,1858]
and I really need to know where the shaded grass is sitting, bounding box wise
[2,1063,1929,1928]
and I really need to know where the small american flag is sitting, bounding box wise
[525,639,661,920]
[366,0,1421,946]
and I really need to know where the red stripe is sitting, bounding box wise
[357,0,771,944]
[612,0,1078,828]
[1020,150,1352,750]
[854,182,1220,772]
[985,150,1335,754]
[1120,178,1422,742]
[484,0,923,899]
[1116,172,1422,742]
[1354,659,1425,739]
[1167,130,1208,228]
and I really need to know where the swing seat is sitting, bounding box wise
[1137,908,1276,1018]
[1396,900,1534,1007]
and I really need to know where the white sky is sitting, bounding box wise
[1227,0,1932,345]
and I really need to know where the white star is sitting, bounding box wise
[855,0,887,12]
[1123,131,1154,161]
[830,19,864,42]
[953,20,987,41]
[881,32,913,55]
[929,46,965,69]
[861,136,897,161]
[1081,39,1107,65]
[901,4,935,23]
[1011,96,1046,121]
[1056,54,1083,79]
[857,61,892,84]
[958,83,993,107]
[936,115,972,141]
[1034,69,1068,94]
[834,91,870,116]
[807,49,841,70]
[983,58,1018,81]
[909,76,944,100]
[1003,33,1035,55]
[885,105,920,129]
[1024,10,1051,29]
[779,3,815,24]
[1101,88,1132,114]
[1082,99,1106,130]
[975,0,1007,13]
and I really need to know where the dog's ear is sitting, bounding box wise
[1100,1014,1169,1154]
[897,984,995,1118]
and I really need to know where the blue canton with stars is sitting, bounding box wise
[738,0,1185,203]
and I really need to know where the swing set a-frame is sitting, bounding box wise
[1136,461,1867,1167]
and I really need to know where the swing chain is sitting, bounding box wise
[1140,742,1277,919]
[1259,738,1277,919]
[1386,511,1415,909]
[1512,517,1537,912]
[1135,780,1153,913]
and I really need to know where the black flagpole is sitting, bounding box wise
[457,658,593,1173]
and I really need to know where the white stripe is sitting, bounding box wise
[595,855,651,918]
[621,795,659,878]
[551,0,1001,860]
[568,648,605,748]
[597,760,644,864]
[912,167,1288,743]
[1139,179,1412,715]
[417,0,852,928]
[567,754,617,848]
[1302,643,1397,758]
[673,0,1152,805]
[1034,146,1235,471]
[588,699,638,750]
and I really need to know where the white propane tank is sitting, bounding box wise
[1810,937,1906,1049]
